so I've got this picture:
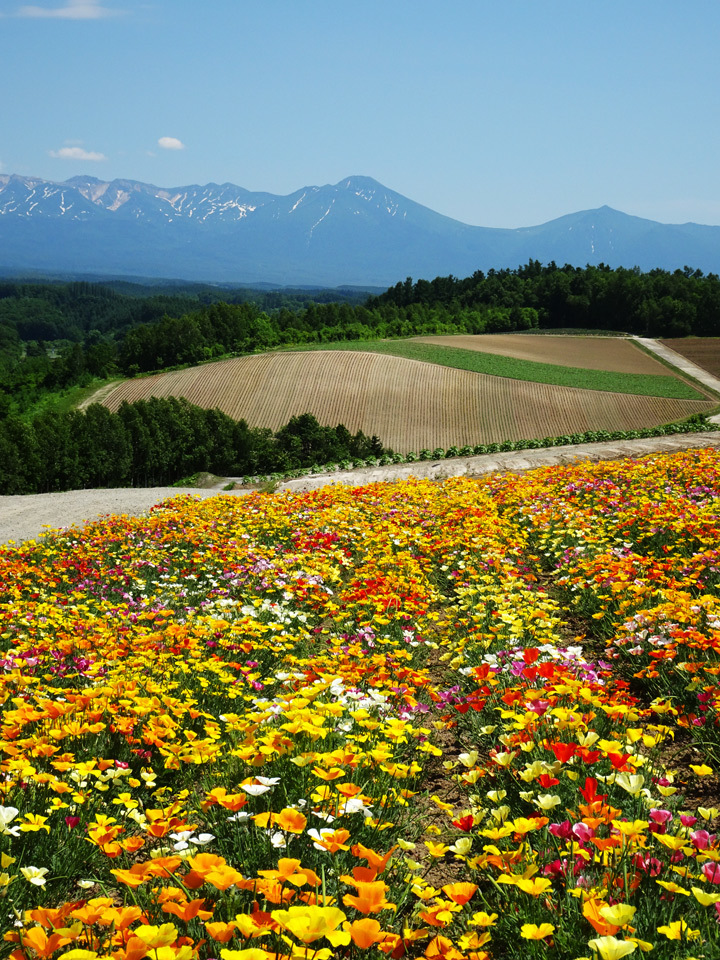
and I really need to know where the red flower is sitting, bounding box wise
[579,778,607,803]
[452,815,474,831]
[547,742,576,764]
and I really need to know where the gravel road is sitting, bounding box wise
[0,485,250,545]
[3,431,720,546]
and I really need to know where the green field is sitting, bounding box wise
[290,339,705,399]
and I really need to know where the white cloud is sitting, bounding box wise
[158,137,185,151]
[49,146,107,161]
[18,1,120,19]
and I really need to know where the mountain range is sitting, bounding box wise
[2,173,720,287]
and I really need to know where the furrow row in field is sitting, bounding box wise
[98,351,715,453]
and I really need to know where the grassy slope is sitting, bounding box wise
[289,339,705,399]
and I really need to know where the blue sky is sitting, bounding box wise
[2,0,719,227]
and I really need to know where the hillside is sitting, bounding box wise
[93,349,715,453]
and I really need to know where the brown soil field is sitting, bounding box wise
[661,338,720,378]
[91,351,714,454]
[413,333,670,374]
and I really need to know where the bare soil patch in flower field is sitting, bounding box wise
[88,350,714,454]
[661,337,720,378]
[413,333,670,374]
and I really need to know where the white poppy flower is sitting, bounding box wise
[0,806,20,838]
[21,866,49,886]
[240,783,272,796]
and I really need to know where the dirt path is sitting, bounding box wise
[633,337,720,397]
[3,432,720,546]
[276,431,720,493]
[77,380,123,411]
[0,485,250,546]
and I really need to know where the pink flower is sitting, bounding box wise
[702,862,720,884]
[528,700,550,715]
[549,820,572,840]
[650,808,673,824]
[635,854,663,876]
[691,829,715,851]
[572,822,594,843]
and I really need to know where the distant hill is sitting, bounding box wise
[2,173,720,286]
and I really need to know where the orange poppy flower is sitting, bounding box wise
[349,918,385,948]
[145,855,183,877]
[114,935,152,960]
[162,898,214,922]
[419,901,463,927]
[204,921,237,943]
[204,864,247,891]
[590,836,622,853]
[120,835,146,853]
[441,882,478,905]
[111,864,153,888]
[336,782,365,798]
[69,902,111,926]
[343,881,395,914]
[342,866,379,883]
[309,828,351,853]
[274,808,308,833]
[7,928,71,959]
[255,878,297,904]
[102,906,144,931]
[185,852,227,876]
[425,934,465,960]
[258,858,320,887]
[582,899,620,936]
[202,787,248,812]
[352,843,395,873]
[312,766,346,780]
[27,903,78,929]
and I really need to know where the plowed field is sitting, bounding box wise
[93,351,714,453]
[661,337,720,378]
[413,333,671,374]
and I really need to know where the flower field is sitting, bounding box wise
[2,448,720,959]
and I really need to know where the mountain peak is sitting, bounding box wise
[64,175,104,186]
[337,175,384,192]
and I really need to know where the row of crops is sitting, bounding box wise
[2,448,720,958]
[241,416,718,485]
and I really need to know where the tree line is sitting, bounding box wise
[374,261,720,337]
[0,400,388,495]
